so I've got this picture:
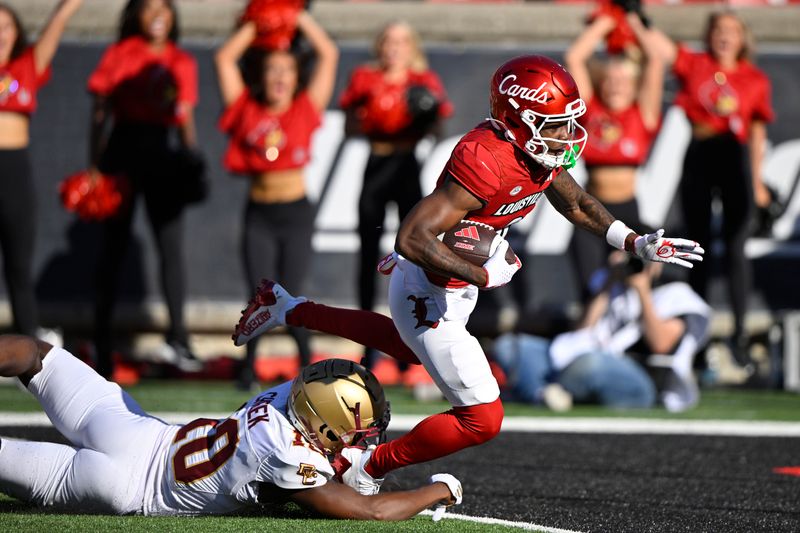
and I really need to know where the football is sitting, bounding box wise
[441,220,516,267]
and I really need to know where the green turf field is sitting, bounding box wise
[1,380,799,420]
[0,494,535,532]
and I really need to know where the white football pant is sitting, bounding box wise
[0,347,172,513]
[388,259,500,407]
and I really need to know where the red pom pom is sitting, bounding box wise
[59,171,131,221]
[589,2,638,55]
[241,0,304,51]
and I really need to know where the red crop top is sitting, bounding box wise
[0,48,51,116]
[339,65,453,141]
[673,45,773,143]
[87,37,198,127]
[219,90,322,175]
[580,99,658,167]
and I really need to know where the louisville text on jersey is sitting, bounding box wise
[493,191,543,217]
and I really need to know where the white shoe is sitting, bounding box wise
[232,280,307,346]
[542,383,573,412]
[339,445,384,496]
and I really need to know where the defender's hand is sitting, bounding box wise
[482,239,521,289]
[633,229,704,269]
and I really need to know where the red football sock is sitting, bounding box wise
[365,398,504,478]
[286,302,420,365]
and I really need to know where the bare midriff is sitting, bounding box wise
[249,167,306,203]
[585,165,637,204]
[0,112,30,149]
[691,122,722,141]
[370,139,417,155]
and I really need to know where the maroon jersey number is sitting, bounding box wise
[172,417,240,484]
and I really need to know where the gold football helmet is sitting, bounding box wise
[287,359,389,454]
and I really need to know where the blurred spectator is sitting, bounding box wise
[215,10,338,390]
[0,0,82,337]
[565,8,664,300]
[339,21,452,369]
[493,254,711,412]
[88,0,203,378]
[649,10,774,367]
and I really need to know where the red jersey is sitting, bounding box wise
[0,48,51,115]
[219,90,321,175]
[673,45,773,143]
[339,65,453,141]
[580,99,657,167]
[428,121,556,288]
[87,37,198,127]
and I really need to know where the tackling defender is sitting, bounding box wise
[0,335,461,518]
[236,55,704,494]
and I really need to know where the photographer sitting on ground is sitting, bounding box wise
[493,253,711,412]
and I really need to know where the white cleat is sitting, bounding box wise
[340,445,384,496]
[232,280,306,346]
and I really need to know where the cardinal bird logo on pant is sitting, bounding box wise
[408,295,439,329]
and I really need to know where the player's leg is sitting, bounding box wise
[0,438,138,513]
[363,267,503,479]
[276,198,315,367]
[0,335,49,386]
[235,280,421,365]
[287,302,420,365]
[0,335,166,451]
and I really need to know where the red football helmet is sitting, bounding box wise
[489,55,587,169]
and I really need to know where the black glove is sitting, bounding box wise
[406,84,440,135]
[612,0,650,27]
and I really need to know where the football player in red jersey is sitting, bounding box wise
[235,55,704,495]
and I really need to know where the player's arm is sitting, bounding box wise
[395,176,488,286]
[546,169,704,268]
[286,478,455,521]
[545,168,617,239]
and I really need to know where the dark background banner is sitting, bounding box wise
[5,41,799,328]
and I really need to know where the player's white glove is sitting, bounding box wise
[376,252,397,276]
[429,473,463,522]
[632,229,705,269]
[482,238,521,289]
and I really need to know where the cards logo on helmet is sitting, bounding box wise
[497,75,550,104]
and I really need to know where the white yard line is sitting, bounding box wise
[419,509,583,533]
[2,412,800,437]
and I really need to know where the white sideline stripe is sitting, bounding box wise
[418,509,583,533]
[3,412,800,437]
[391,415,800,437]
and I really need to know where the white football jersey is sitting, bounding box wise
[144,382,334,515]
